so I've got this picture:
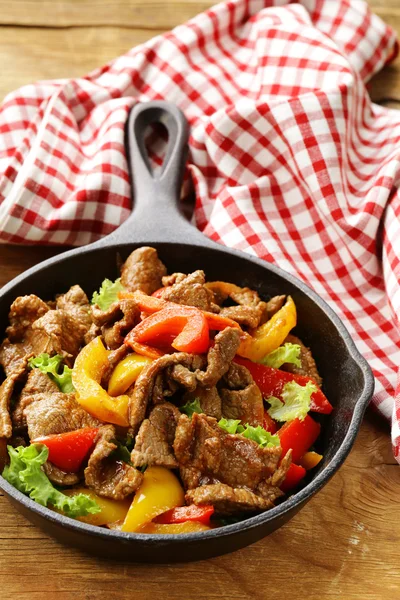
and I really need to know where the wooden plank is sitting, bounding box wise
[0,1,214,29]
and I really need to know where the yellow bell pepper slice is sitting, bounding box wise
[108,353,153,396]
[63,487,131,526]
[72,336,130,427]
[121,466,185,532]
[139,521,211,534]
[237,296,297,362]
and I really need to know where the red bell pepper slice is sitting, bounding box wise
[129,340,165,359]
[155,504,214,525]
[280,463,306,493]
[234,357,332,414]
[152,286,172,298]
[126,305,210,355]
[278,415,321,464]
[262,409,278,434]
[33,427,98,473]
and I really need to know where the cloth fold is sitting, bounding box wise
[0,0,400,458]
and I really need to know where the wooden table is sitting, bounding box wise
[0,2,399,599]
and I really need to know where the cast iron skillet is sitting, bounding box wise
[0,101,374,562]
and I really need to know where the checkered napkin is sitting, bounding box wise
[0,0,400,457]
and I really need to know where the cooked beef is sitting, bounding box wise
[282,334,322,387]
[131,402,181,468]
[56,285,92,334]
[91,302,121,326]
[174,413,281,491]
[84,322,102,344]
[102,299,139,350]
[169,364,198,391]
[264,295,286,319]
[219,363,264,427]
[120,247,167,295]
[128,353,204,433]
[185,484,275,515]
[84,425,143,500]
[219,305,261,329]
[0,359,30,438]
[43,462,80,486]
[182,386,222,420]
[0,339,31,377]
[24,393,100,440]
[161,270,214,311]
[256,450,292,502]
[100,344,130,388]
[6,295,49,342]
[196,327,240,387]
[162,273,186,286]
[31,310,86,362]
[12,370,59,430]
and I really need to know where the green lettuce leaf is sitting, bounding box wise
[91,278,125,310]
[218,418,242,434]
[267,380,317,422]
[2,444,100,519]
[260,343,301,369]
[28,353,74,393]
[180,398,203,418]
[218,419,280,448]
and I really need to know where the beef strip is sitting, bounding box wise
[120,247,167,295]
[128,352,204,433]
[91,302,121,326]
[182,386,222,420]
[174,413,281,491]
[264,295,285,319]
[185,484,275,515]
[256,450,292,502]
[84,425,143,500]
[84,322,102,344]
[12,369,59,430]
[24,393,100,440]
[31,309,86,362]
[56,285,92,334]
[43,462,80,486]
[219,363,264,427]
[161,270,214,311]
[6,295,49,342]
[100,344,130,388]
[131,402,181,469]
[0,358,30,438]
[162,273,186,287]
[0,340,30,377]
[219,305,261,329]
[102,299,139,350]
[195,327,240,387]
[282,334,322,387]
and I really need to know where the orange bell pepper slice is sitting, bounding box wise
[125,305,210,354]
[300,451,323,470]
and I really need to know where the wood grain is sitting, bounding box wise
[0,1,400,599]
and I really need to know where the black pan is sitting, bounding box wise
[0,101,374,562]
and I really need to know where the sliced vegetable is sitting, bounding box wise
[121,466,185,532]
[300,451,323,470]
[29,353,74,393]
[237,296,297,361]
[155,504,214,525]
[261,342,301,369]
[234,357,333,414]
[152,286,172,298]
[262,409,278,434]
[108,353,153,396]
[267,381,317,422]
[128,341,165,360]
[278,415,321,463]
[72,336,130,427]
[92,277,125,310]
[180,398,202,418]
[32,428,98,473]
[202,311,241,332]
[280,463,307,493]
[217,419,281,448]
[63,487,131,526]
[126,305,209,354]
[139,521,211,534]
[2,444,100,519]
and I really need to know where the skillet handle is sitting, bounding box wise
[103,100,207,245]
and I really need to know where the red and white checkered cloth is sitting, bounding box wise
[0,0,400,457]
